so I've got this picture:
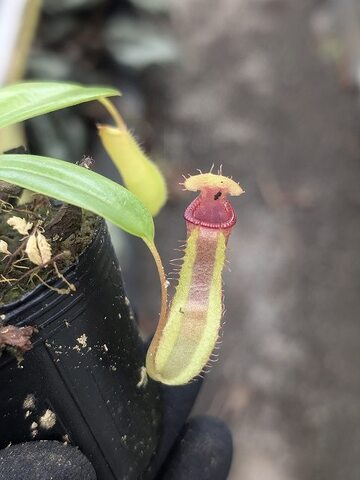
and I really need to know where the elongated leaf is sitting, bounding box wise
[0,82,119,129]
[0,154,154,242]
[98,124,167,216]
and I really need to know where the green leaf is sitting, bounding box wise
[0,154,154,242]
[0,82,119,129]
[98,124,167,216]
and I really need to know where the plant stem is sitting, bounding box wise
[144,239,168,332]
[99,98,127,130]
[99,97,169,330]
[4,236,29,273]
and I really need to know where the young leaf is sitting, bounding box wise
[0,82,119,130]
[98,124,167,216]
[0,154,154,242]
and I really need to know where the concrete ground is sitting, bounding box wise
[125,0,360,478]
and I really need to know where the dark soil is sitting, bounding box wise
[0,187,98,305]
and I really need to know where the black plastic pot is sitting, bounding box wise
[0,221,162,480]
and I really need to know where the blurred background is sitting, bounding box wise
[1,0,360,479]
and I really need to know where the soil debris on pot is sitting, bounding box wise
[39,409,57,430]
[76,334,88,349]
[23,394,36,411]
[30,422,39,438]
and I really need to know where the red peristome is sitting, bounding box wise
[184,189,236,230]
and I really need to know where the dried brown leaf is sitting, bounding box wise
[7,216,33,235]
[25,234,42,265]
[25,232,52,266]
[36,232,52,264]
[0,240,10,255]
